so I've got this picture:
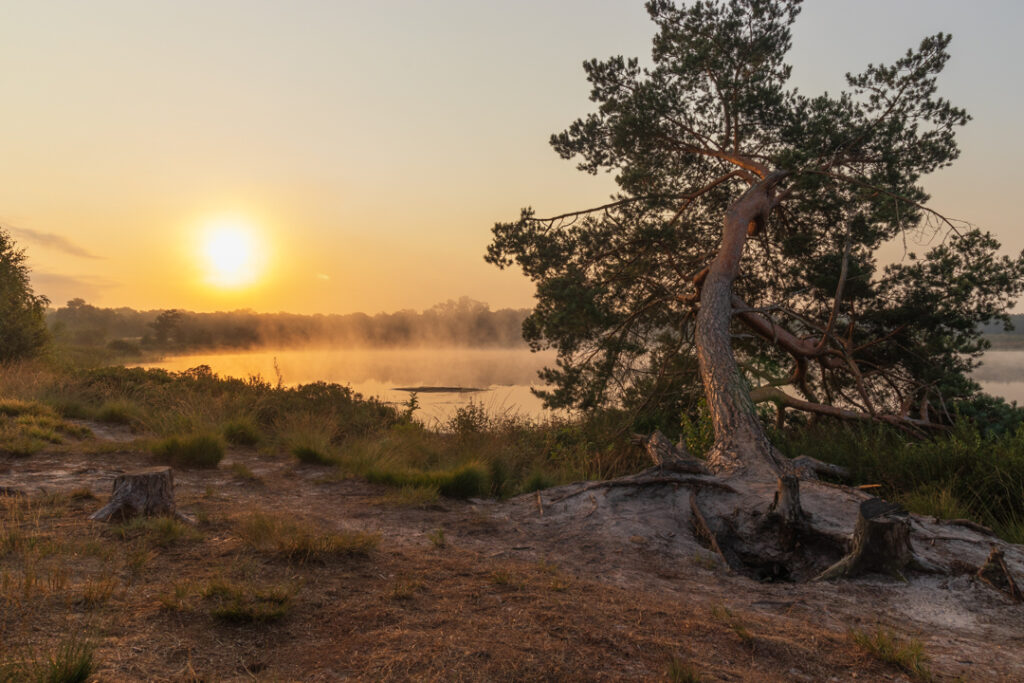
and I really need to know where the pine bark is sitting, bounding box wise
[695,172,789,479]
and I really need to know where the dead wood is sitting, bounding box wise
[632,430,710,474]
[791,455,850,481]
[977,546,1023,602]
[816,498,937,581]
[689,492,743,572]
[89,466,193,524]
[767,475,806,527]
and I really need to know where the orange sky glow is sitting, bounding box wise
[1,1,1021,315]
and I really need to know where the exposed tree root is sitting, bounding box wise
[977,546,1023,602]
[547,469,735,505]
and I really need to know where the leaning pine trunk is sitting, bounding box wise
[695,172,788,479]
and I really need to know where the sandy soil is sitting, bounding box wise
[2,424,1022,681]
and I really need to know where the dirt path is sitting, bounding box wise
[2,429,1022,681]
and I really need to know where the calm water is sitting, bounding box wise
[971,350,1024,405]
[139,347,558,426]
[138,347,1024,426]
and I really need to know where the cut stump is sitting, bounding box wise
[816,498,929,581]
[89,466,192,523]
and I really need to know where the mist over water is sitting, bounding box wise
[139,347,559,425]
[138,347,1024,427]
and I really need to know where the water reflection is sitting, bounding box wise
[137,347,1024,426]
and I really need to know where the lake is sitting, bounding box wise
[969,349,1024,405]
[139,347,559,426]
[138,347,1024,426]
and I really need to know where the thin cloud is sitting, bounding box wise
[4,224,102,259]
[30,272,117,305]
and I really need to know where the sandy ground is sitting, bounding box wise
[2,424,1023,681]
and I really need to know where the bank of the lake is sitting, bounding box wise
[137,347,559,425]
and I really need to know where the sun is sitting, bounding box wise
[201,218,266,288]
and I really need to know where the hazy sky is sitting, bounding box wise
[2,1,1021,314]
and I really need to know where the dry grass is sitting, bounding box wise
[851,627,933,681]
[0,449,912,681]
[237,512,379,563]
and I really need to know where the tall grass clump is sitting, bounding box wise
[94,398,140,425]
[152,434,224,469]
[0,635,96,683]
[222,417,261,447]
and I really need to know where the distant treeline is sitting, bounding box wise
[47,297,530,352]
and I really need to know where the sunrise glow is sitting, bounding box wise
[201,219,266,289]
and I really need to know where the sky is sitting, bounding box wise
[1,1,1021,315]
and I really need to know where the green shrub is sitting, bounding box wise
[152,434,224,469]
[364,462,489,500]
[292,445,337,466]
[521,471,556,494]
[223,418,261,447]
[95,399,139,425]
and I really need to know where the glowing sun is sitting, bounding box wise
[201,219,266,288]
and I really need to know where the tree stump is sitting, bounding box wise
[816,498,919,580]
[89,466,191,523]
[977,546,1023,602]
[768,475,807,527]
[636,430,709,474]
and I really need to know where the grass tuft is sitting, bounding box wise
[95,399,139,425]
[202,579,295,623]
[237,513,379,563]
[152,434,224,469]
[666,657,703,683]
[0,635,96,683]
[223,418,261,447]
[851,628,931,681]
[292,445,338,466]
[113,516,202,547]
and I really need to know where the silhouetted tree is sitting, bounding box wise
[0,228,49,362]
[487,0,1024,477]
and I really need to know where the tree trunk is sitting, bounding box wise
[89,466,191,523]
[695,172,789,479]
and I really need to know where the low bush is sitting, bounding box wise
[152,434,224,469]
[222,418,261,447]
[95,399,140,425]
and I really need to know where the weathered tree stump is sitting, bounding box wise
[816,498,927,580]
[634,430,710,474]
[89,466,191,523]
[768,475,807,527]
[977,546,1023,602]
